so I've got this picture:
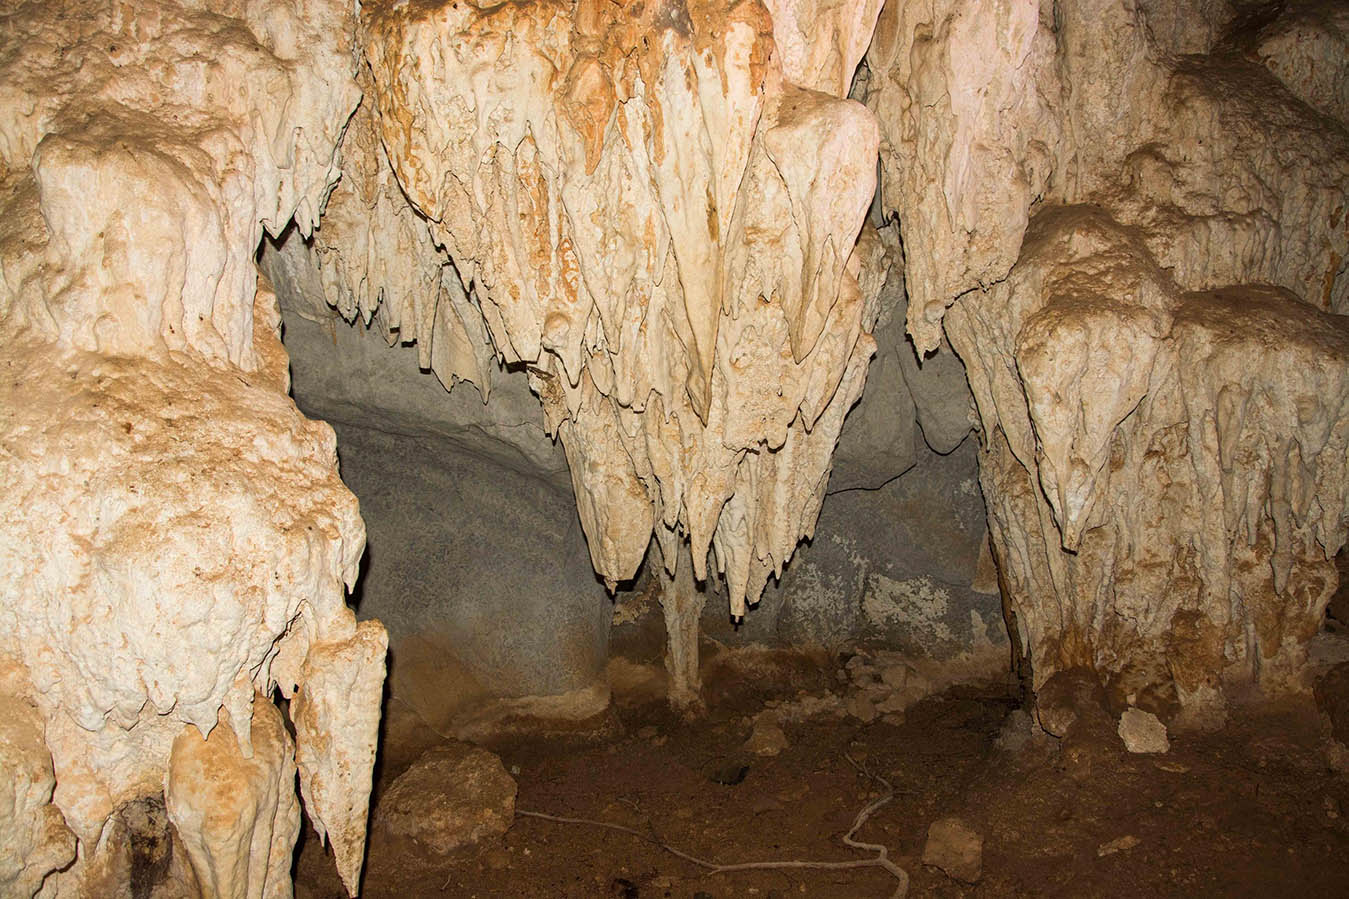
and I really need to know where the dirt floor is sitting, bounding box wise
[294,650,1349,899]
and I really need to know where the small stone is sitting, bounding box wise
[1118,708,1170,754]
[744,719,790,757]
[922,816,982,883]
[637,725,659,740]
[846,693,877,723]
[376,741,516,855]
[845,654,871,675]
[1097,835,1140,857]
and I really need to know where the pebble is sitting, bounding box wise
[1097,835,1140,857]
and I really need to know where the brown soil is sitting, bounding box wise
[295,654,1349,899]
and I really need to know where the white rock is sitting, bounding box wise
[0,2,387,894]
[869,0,1349,714]
[1119,709,1171,755]
[352,0,886,617]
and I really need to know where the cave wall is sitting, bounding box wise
[271,252,613,729]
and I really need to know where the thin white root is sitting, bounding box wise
[514,753,909,898]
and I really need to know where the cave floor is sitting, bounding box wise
[295,657,1349,898]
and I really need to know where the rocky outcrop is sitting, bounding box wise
[0,1,386,895]
[866,0,1349,718]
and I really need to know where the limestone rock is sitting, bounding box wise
[868,0,1349,709]
[922,816,983,884]
[357,0,884,614]
[864,0,1062,354]
[948,208,1349,711]
[1118,709,1171,755]
[287,620,388,895]
[0,678,75,898]
[1252,1,1349,126]
[376,743,517,855]
[165,701,299,899]
[0,0,360,369]
[0,1,388,893]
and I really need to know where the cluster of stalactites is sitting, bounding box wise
[301,0,888,614]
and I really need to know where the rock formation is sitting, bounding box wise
[310,0,888,619]
[3,0,1347,893]
[0,0,385,895]
[864,0,1349,721]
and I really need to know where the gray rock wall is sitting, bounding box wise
[278,277,612,705]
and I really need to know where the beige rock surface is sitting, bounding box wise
[0,0,387,895]
[0,670,76,898]
[922,816,983,884]
[375,742,517,855]
[867,0,1349,711]
[948,207,1348,715]
[355,0,884,615]
[165,702,299,899]
[1118,708,1171,755]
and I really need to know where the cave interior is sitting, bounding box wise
[1,0,1348,896]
